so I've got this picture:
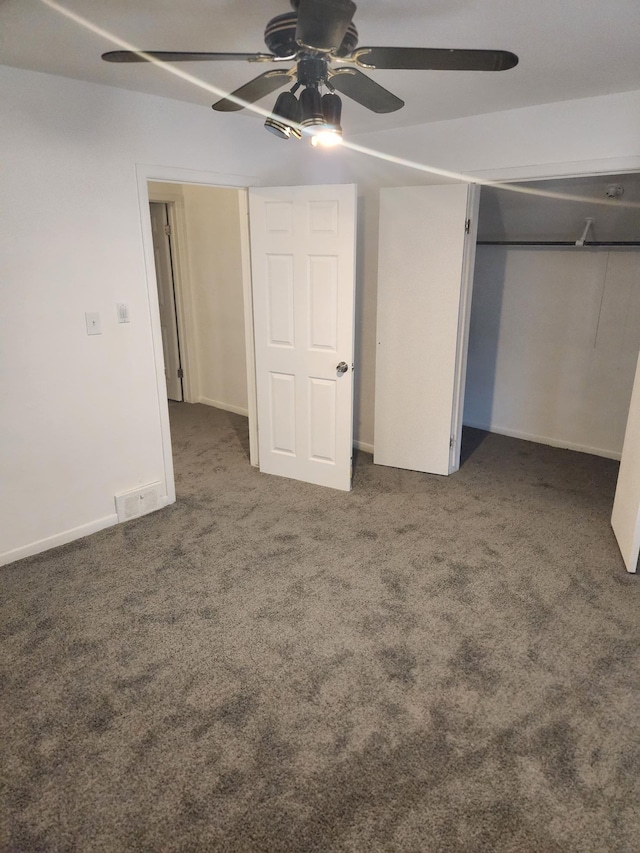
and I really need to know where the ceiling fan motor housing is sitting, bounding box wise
[297,56,329,86]
[264,11,358,58]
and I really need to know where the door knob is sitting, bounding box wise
[336,362,349,374]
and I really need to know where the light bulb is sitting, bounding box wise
[310,130,343,148]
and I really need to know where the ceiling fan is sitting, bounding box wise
[102,0,518,146]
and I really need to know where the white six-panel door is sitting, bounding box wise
[374,183,479,475]
[249,184,357,491]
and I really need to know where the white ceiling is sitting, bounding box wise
[1,0,640,135]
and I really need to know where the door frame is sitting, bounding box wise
[461,157,640,444]
[146,191,193,403]
[136,164,261,505]
[459,157,640,452]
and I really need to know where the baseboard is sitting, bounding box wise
[463,420,621,461]
[199,397,249,418]
[0,493,175,568]
[1,513,119,568]
[354,440,374,455]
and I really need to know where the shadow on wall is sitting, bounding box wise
[352,194,366,452]
[462,187,508,445]
[459,427,489,465]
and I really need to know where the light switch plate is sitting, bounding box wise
[85,312,101,335]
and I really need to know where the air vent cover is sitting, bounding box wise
[115,482,162,522]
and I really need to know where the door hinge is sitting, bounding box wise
[450,436,455,448]
[177,368,184,379]
[465,219,471,234]
[164,224,172,237]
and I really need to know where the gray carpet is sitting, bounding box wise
[2,402,639,852]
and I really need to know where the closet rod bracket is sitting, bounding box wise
[576,218,594,247]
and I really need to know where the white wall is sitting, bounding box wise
[0,66,285,565]
[465,248,640,457]
[182,185,248,415]
[2,60,640,565]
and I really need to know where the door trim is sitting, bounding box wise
[146,190,196,403]
[467,156,640,185]
[238,190,259,468]
[136,164,262,505]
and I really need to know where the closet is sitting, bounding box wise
[374,173,640,571]
[464,172,640,461]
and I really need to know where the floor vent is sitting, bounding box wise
[115,482,163,523]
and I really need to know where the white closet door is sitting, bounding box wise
[249,184,357,491]
[374,183,479,475]
[612,350,640,572]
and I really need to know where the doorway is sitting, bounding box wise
[147,181,252,412]
[146,179,256,452]
[137,165,260,507]
[464,171,640,462]
[463,170,640,571]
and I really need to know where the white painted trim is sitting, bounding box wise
[354,440,374,455]
[136,170,176,506]
[238,189,259,468]
[199,397,249,417]
[468,157,640,185]
[141,165,262,189]
[147,185,185,204]
[166,199,199,403]
[463,420,621,461]
[0,513,119,567]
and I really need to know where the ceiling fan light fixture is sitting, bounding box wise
[321,91,342,128]
[264,90,301,139]
[310,129,343,147]
[264,116,293,139]
[103,1,519,141]
[308,92,343,146]
[299,86,325,128]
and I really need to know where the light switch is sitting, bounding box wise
[116,303,130,323]
[85,312,101,335]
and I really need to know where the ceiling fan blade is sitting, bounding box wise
[212,70,292,112]
[353,47,519,72]
[295,0,356,51]
[102,50,275,63]
[329,68,404,113]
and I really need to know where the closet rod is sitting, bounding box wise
[477,241,640,247]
